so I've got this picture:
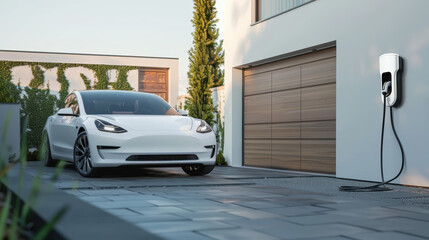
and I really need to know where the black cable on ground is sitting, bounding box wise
[339,95,405,192]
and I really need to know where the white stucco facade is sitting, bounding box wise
[0,50,179,106]
[225,0,429,187]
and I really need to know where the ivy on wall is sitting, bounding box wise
[56,66,69,109]
[0,60,140,158]
[80,73,92,90]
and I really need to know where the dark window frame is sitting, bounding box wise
[253,0,315,25]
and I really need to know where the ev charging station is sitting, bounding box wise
[340,53,405,192]
[380,53,400,106]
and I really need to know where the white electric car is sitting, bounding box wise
[42,90,217,177]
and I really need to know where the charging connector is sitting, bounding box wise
[382,81,392,97]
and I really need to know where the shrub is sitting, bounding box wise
[216,150,227,166]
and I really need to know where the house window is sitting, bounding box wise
[255,0,314,22]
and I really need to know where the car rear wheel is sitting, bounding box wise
[181,164,215,176]
[74,132,100,177]
[43,133,57,167]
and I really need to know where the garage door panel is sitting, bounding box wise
[272,66,300,91]
[244,140,271,168]
[272,89,300,123]
[301,57,336,87]
[272,140,300,170]
[301,121,336,139]
[301,140,335,173]
[243,47,336,174]
[245,124,271,139]
[301,84,336,121]
[244,93,271,124]
[244,72,271,96]
[272,123,300,139]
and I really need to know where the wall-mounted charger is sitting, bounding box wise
[340,52,405,192]
[379,53,400,107]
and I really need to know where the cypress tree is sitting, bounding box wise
[185,0,224,125]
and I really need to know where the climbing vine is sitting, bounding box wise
[80,73,92,90]
[56,66,69,109]
[0,60,140,104]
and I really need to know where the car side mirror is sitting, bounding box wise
[57,108,78,116]
[177,109,188,116]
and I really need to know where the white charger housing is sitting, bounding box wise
[379,53,400,107]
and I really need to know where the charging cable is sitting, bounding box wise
[339,92,405,192]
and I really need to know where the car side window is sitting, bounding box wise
[65,94,80,115]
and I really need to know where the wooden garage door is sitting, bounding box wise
[138,68,169,102]
[243,47,336,174]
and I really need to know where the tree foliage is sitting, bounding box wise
[21,87,57,148]
[185,0,224,125]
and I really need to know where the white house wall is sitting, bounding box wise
[225,0,429,187]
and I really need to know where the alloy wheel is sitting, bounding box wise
[74,132,93,175]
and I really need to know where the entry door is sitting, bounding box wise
[138,68,169,102]
[243,47,336,174]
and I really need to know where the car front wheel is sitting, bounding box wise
[74,132,100,177]
[181,164,215,176]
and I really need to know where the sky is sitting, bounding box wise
[0,0,224,95]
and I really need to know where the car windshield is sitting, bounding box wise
[80,91,179,115]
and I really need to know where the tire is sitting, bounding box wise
[43,133,57,167]
[182,164,215,176]
[73,132,100,177]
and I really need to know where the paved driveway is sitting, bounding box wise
[27,162,429,240]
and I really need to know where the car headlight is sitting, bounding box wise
[196,120,212,133]
[94,119,127,133]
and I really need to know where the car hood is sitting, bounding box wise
[94,115,194,132]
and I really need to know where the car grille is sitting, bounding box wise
[126,154,199,161]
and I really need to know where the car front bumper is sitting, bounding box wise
[86,128,217,168]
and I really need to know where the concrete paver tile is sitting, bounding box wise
[264,205,333,217]
[131,206,193,215]
[63,189,88,197]
[344,217,429,238]
[233,201,284,209]
[347,231,427,240]
[330,206,424,219]
[79,196,111,202]
[159,231,215,240]
[91,200,155,209]
[79,189,138,196]
[283,213,368,225]
[258,223,372,239]
[105,208,141,216]
[146,199,185,206]
[228,209,281,219]
[137,220,234,234]
[119,213,188,223]
[173,211,246,221]
[199,228,279,240]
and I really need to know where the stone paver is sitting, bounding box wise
[199,228,279,240]
[26,162,429,240]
